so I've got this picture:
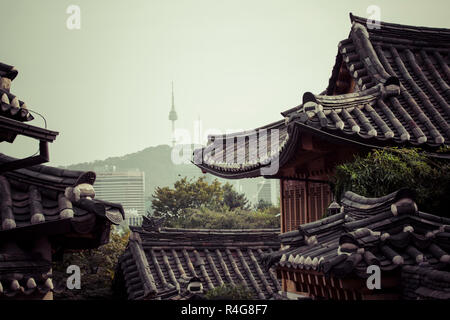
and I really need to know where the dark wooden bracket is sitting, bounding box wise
[0,140,49,173]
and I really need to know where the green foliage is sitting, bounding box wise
[437,145,450,154]
[152,177,254,224]
[163,206,280,229]
[53,227,130,300]
[254,199,272,211]
[205,283,255,300]
[222,182,250,210]
[333,148,450,216]
[153,177,280,229]
[151,176,224,220]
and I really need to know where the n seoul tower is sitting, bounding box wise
[168,81,178,147]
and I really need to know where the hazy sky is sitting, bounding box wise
[1,0,449,166]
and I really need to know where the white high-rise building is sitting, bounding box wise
[256,180,279,206]
[94,171,146,216]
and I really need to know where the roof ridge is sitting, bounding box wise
[0,89,34,122]
[315,85,381,106]
[350,13,450,34]
[280,86,381,117]
[0,62,18,81]
[341,188,415,205]
[204,119,286,141]
[159,227,280,233]
[0,153,96,190]
[349,21,392,85]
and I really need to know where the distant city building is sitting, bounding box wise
[95,171,146,216]
[125,209,143,227]
[256,180,279,206]
[231,180,243,194]
[127,216,143,227]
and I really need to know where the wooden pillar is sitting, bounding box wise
[305,179,310,223]
[284,183,288,232]
[294,184,299,229]
[280,179,285,233]
[288,188,295,231]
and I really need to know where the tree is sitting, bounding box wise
[152,177,281,228]
[254,199,272,211]
[163,207,280,229]
[52,227,130,300]
[222,183,250,210]
[151,177,252,221]
[333,147,450,216]
[151,177,223,220]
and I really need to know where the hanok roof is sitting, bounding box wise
[115,218,282,300]
[0,247,53,298]
[193,119,296,179]
[0,62,33,122]
[0,62,58,144]
[402,265,450,300]
[0,153,124,244]
[193,14,450,178]
[263,188,450,298]
[0,153,124,297]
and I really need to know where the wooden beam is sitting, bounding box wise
[280,180,285,233]
[0,140,49,173]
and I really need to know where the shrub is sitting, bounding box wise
[205,284,255,300]
[163,207,280,229]
[151,177,252,222]
[52,227,130,300]
[254,199,272,211]
[333,148,450,216]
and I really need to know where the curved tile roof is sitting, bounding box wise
[115,218,281,300]
[0,62,33,122]
[193,14,450,178]
[0,249,53,298]
[402,265,450,300]
[264,189,450,286]
[317,14,450,146]
[0,153,124,242]
[0,62,18,81]
[193,119,300,178]
[0,154,125,298]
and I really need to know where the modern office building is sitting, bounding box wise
[95,171,146,216]
[125,209,144,227]
[257,180,279,206]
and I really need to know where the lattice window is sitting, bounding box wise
[281,180,333,232]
